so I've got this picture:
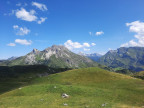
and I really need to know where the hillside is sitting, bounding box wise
[98,47,144,72]
[133,71,144,80]
[0,67,144,108]
[0,65,70,94]
[0,45,98,68]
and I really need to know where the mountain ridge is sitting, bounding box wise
[0,45,99,68]
[98,47,144,71]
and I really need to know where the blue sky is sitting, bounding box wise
[0,0,144,59]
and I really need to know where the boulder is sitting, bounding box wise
[62,93,69,98]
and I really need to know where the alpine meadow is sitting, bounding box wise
[0,0,144,108]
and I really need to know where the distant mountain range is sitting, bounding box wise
[98,47,144,72]
[79,52,102,61]
[0,45,98,68]
[1,46,144,72]
[7,56,18,61]
[0,56,18,61]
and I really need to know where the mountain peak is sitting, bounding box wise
[108,50,118,53]
[31,48,40,54]
[51,45,68,50]
[33,48,39,52]
[33,48,38,52]
[44,45,69,52]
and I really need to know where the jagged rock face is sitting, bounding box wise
[98,47,144,71]
[24,48,40,64]
[0,45,98,68]
[25,53,36,65]
[32,48,40,54]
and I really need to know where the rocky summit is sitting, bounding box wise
[0,45,98,68]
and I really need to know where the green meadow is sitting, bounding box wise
[0,67,144,108]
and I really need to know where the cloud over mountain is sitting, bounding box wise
[64,40,91,50]
[121,21,144,47]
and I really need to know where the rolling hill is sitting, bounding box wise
[98,47,144,72]
[0,67,144,108]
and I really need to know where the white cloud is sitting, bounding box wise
[32,2,48,11]
[89,31,104,36]
[15,8,37,22]
[83,43,90,47]
[13,25,30,36]
[121,40,139,47]
[37,17,47,24]
[7,43,16,47]
[64,40,92,50]
[91,43,96,46]
[15,39,32,45]
[126,21,144,33]
[18,27,30,35]
[121,21,144,47]
[95,31,104,36]
[64,40,83,49]
[84,48,90,51]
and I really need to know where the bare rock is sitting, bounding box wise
[62,93,69,98]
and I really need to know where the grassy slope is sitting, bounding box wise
[0,67,144,108]
[0,65,69,94]
[133,71,144,80]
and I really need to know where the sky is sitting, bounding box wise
[0,0,144,59]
